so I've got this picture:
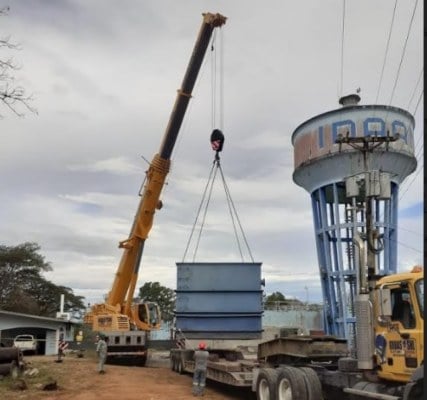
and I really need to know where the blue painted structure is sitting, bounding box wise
[151,307,323,340]
[174,262,263,339]
[292,96,417,346]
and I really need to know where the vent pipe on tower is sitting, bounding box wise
[339,93,361,107]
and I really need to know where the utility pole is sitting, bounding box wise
[335,132,399,282]
[304,286,309,306]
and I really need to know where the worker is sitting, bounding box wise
[192,342,209,396]
[95,333,107,374]
[75,330,84,358]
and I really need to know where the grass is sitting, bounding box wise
[0,350,98,399]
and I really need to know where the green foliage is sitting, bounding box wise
[0,242,85,317]
[266,291,286,302]
[265,291,286,307]
[138,281,175,322]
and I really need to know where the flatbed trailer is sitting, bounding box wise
[170,347,257,387]
[170,335,348,393]
[170,335,423,400]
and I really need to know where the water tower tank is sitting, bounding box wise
[292,94,417,344]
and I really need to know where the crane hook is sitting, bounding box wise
[210,129,224,153]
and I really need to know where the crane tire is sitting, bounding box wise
[300,367,323,400]
[256,368,279,400]
[139,355,147,367]
[276,366,308,400]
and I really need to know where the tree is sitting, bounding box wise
[0,242,85,317]
[1,6,36,117]
[138,282,175,322]
[26,276,86,319]
[265,291,286,309]
[0,242,51,309]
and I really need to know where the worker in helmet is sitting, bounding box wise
[192,342,209,396]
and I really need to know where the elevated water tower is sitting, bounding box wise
[292,94,417,344]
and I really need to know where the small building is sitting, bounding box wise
[0,309,77,355]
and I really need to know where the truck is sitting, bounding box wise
[169,95,423,398]
[170,264,423,400]
[83,12,227,365]
[169,125,423,399]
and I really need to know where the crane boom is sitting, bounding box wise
[84,12,226,333]
[159,13,226,159]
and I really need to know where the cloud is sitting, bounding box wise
[68,157,142,175]
[1,1,423,308]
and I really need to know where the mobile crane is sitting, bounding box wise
[84,12,226,365]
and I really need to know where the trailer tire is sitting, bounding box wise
[403,380,423,400]
[176,358,184,374]
[276,366,308,400]
[256,368,279,400]
[172,356,178,372]
[300,367,323,400]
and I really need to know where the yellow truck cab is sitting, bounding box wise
[374,266,424,383]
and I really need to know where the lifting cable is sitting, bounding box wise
[181,157,218,262]
[216,156,255,262]
[182,24,253,263]
[210,28,225,132]
[182,149,254,263]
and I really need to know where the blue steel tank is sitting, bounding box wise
[291,94,417,346]
[174,262,263,339]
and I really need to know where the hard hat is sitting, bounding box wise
[198,342,206,350]
[411,265,423,273]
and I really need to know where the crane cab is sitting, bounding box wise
[84,301,161,332]
[131,301,161,331]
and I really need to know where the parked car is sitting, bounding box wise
[13,334,38,354]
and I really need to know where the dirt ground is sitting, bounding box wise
[0,351,255,400]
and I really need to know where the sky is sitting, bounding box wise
[0,0,423,308]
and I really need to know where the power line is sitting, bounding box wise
[375,0,398,104]
[388,0,419,105]
[398,125,423,199]
[412,90,424,116]
[406,67,423,110]
[339,0,346,98]
[398,159,423,201]
[411,94,424,154]
[389,237,423,254]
